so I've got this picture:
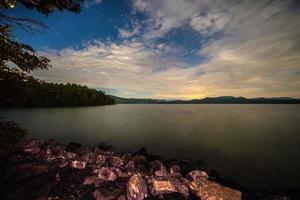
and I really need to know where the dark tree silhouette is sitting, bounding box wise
[0,0,82,72]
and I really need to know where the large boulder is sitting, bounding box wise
[189,180,242,200]
[127,173,148,200]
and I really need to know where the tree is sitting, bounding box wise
[0,0,82,72]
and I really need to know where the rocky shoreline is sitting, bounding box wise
[0,138,243,200]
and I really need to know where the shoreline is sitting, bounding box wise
[1,138,299,199]
[1,137,242,200]
[0,119,299,199]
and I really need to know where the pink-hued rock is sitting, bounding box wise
[188,170,209,184]
[96,154,106,166]
[125,160,135,171]
[70,160,87,169]
[154,168,169,178]
[127,173,148,200]
[110,167,132,178]
[111,156,124,167]
[170,165,181,174]
[97,167,117,181]
[150,178,177,196]
[170,178,189,198]
[189,180,242,200]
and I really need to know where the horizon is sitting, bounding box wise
[4,0,300,99]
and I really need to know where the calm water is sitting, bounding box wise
[1,104,300,189]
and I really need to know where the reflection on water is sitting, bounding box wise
[1,104,300,189]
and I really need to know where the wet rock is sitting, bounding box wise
[70,160,87,169]
[189,180,242,200]
[127,173,148,200]
[150,178,177,196]
[111,156,124,167]
[66,142,82,152]
[96,167,117,181]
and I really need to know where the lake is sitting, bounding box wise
[1,104,300,190]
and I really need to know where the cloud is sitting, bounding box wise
[34,0,300,99]
[34,40,203,99]
[83,0,102,8]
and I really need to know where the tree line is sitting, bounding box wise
[0,66,115,107]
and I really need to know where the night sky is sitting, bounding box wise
[5,0,300,99]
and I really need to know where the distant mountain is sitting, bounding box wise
[111,95,300,104]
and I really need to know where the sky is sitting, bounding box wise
[5,0,300,99]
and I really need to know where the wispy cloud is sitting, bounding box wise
[34,0,300,99]
[83,0,102,8]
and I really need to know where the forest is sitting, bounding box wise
[0,66,115,107]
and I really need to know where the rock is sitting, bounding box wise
[125,160,135,171]
[96,154,106,166]
[83,175,102,187]
[66,142,82,152]
[96,167,117,181]
[122,153,133,163]
[127,173,148,200]
[189,180,242,200]
[81,152,95,163]
[95,142,114,151]
[170,165,181,174]
[23,140,41,154]
[170,178,189,198]
[134,147,148,156]
[154,168,169,178]
[117,194,126,200]
[149,160,164,173]
[187,170,209,184]
[110,167,132,178]
[59,157,69,168]
[70,160,87,169]
[150,178,177,196]
[93,189,116,200]
[111,156,124,167]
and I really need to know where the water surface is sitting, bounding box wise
[1,104,300,189]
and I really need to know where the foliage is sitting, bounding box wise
[0,118,27,155]
[0,0,82,72]
[0,66,115,107]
